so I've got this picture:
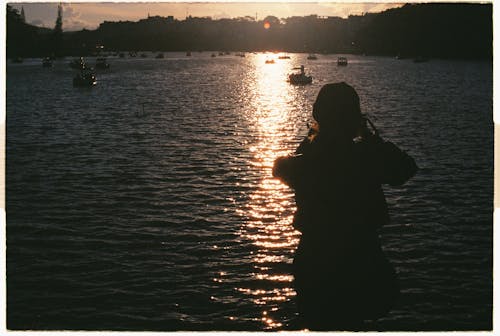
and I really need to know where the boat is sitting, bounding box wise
[73,70,96,87]
[218,52,224,56]
[69,57,86,70]
[278,54,291,59]
[211,53,216,57]
[186,51,192,56]
[265,58,275,64]
[288,65,312,85]
[156,53,164,59]
[413,56,430,63]
[42,57,52,67]
[289,72,312,85]
[140,53,148,58]
[307,54,318,60]
[235,52,245,57]
[129,51,137,57]
[337,57,348,66]
[95,57,110,69]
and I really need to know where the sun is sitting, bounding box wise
[263,21,271,29]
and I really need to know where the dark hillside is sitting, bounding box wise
[6,3,492,59]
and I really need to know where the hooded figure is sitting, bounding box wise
[273,82,417,330]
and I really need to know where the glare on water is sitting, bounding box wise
[236,53,301,329]
[6,53,493,331]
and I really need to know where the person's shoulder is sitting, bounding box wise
[296,128,319,154]
[355,136,418,185]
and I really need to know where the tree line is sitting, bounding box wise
[6,3,492,59]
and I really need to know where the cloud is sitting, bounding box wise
[317,2,403,18]
[357,3,404,15]
[15,2,406,31]
[29,19,47,28]
[212,12,232,20]
[61,3,94,31]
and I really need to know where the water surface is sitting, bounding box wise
[6,53,493,330]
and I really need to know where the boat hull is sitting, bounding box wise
[73,74,96,87]
[288,74,312,85]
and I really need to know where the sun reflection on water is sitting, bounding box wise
[237,53,302,329]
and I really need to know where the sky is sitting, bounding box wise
[6,2,407,31]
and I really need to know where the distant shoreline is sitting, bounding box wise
[7,3,492,60]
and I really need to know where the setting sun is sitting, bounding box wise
[264,22,271,29]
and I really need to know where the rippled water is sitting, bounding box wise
[6,53,493,331]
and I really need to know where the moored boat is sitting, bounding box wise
[42,57,52,67]
[337,56,348,66]
[73,70,96,87]
[288,65,312,85]
[95,57,110,69]
[69,57,86,70]
[413,56,430,63]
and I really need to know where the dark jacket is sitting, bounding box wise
[273,132,417,323]
[273,133,417,235]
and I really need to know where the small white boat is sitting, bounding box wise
[337,57,348,66]
[289,73,312,84]
[42,57,52,67]
[288,65,312,85]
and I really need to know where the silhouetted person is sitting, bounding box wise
[273,82,417,330]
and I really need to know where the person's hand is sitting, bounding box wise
[359,122,372,139]
[272,156,287,177]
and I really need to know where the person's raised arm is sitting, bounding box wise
[363,132,418,186]
[272,154,305,188]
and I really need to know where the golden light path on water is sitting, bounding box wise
[236,54,302,329]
